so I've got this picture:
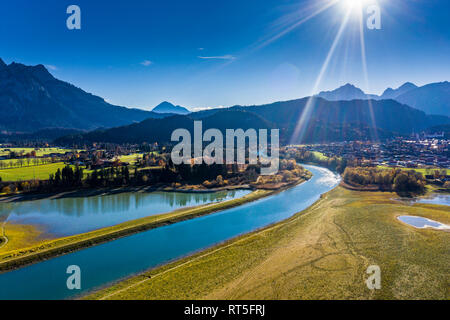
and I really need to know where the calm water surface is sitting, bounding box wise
[397,215,450,230]
[0,190,251,236]
[0,165,340,300]
[415,194,450,206]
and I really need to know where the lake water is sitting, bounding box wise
[397,215,450,230]
[415,194,450,206]
[0,190,251,236]
[0,165,340,300]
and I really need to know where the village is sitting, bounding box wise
[303,135,450,170]
[0,143,162,171]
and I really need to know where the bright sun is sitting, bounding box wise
[343,0,364,10]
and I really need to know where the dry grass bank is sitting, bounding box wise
[87,187,449,300]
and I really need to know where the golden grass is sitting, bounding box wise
[0,223,52,253]
[86,187,449,300]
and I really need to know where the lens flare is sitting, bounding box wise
[343,0,363,9]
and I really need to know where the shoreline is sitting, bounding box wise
[0,177,308,273]
[85,185,336,300]
[340,180,446,200]
[339,180,381,191]
[0,222,7,249]
[85,186,449,300]
[0,183,253,204]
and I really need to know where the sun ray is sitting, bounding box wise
[290,8,352,144]
[182,0,341,98]
[358,5,379,142]
[251,0,340,53]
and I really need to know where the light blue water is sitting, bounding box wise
[415,194,450,206]
[0,190,250,236]
[397,215,449,229]
[0,165,340,300]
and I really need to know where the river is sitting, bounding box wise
[0,189,251,236]
[0,165,340,300]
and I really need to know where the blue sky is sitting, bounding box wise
[1,0,449,110]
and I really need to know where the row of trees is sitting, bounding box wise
[135,153,164,168]
[87,166,130,187]
[1,157,282,194]
[49,166,84,187]
[343,167,426,194]
[254,159,311,187]
[0,157,58,169]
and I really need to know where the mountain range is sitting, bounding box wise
[317,81,450,116]
[57,97,450,145]
[1,59,449,144]
[0,59,168,132]
[57,110,273,145]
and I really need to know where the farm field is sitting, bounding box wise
[0,148,74,157]
[116,152,160,164]
[0,158,54,169]
[0,162,66,182]
[311,151,329,161]
[378,166,449,175]
[0,160,162,183]
[87,187,449,300]
[116,154,141,164]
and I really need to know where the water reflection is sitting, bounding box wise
[0,165,341,300]
[0,190,250,236]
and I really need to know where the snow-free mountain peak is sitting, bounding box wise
[0,58,165,132]
[152,101,190,114]
[316,83,376,101]
[381,82,418,99]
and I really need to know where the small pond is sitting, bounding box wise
[397,215,450,230]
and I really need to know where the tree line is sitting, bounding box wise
[343,167,426,195]
[0,157,59,169]
[1,160,263,195]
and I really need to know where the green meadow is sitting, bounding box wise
[311,151,329,161]
[378,166,449,175]
[0,147,71,157]
[0,162,67,182]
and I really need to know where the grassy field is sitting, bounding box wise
[312,151,329,161]
[117,154,141,164]
[378,166,449,175]
[0,157,55,169]
[0,150,162,183]
[86,187,449,300]
[0,223,50,252]
[0,148,72,157]
[0,162,66,181]
[117,152,159,164]
[0,189,274,271]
